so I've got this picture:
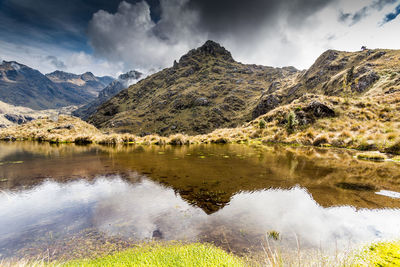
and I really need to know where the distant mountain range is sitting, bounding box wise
[0,61,114,110]
[73,70,143,120]
[46,70,114,97]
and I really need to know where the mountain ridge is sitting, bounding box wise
[45,70,114,97]
[0,61,96,110]
[73,70,143,120]
[89,41,400,136]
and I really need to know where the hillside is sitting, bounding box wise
[89,41,300,135]
[89,41,400,138]
[0,61,98,110]
[0,100,77,128]
[73,70,143,120]
[46,70,114,97]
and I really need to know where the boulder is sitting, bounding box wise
[4,114,34,124]
[352,72,380,93]
[252,94,280,119]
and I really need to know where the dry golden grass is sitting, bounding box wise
[1,90,400,154]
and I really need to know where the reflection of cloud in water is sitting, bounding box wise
[93,179,206,240]
[217,189,400,248]
[1,175,400,254]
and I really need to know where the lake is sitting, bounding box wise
[1,142,400,260]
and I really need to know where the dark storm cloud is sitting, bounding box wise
[0,0,160,51]
[185,0,335,37]
[339,0,399,25]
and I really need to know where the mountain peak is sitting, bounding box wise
[80,72,96,81]
[118,70,143,81]
[198,40,232,57]
[178,40,234,66]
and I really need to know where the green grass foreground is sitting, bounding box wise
[61,243,246,267]
[4,241,400,266]
[352,241,400,266]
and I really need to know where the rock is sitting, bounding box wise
[352,72,380,93]
[152,229,163,239]
[178,40,234,66]
[303,101,335,118]
[54,124,75,130]
[4,114,34,124]
[194,97,209,106]
[368,51,386,61]
[267,82,281,94]
[294,101,335,126]
[252,94,280,119]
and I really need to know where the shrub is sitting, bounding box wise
[346,66,355,83]
[259,119,266,129]
[267,230,280,241]
[285,111,298,134]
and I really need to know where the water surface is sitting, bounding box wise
[1,142,400,260]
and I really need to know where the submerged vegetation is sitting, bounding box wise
[356,152,388,161]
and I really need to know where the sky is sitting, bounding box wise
[0,0,399,77]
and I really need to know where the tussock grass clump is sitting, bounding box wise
[168,134,189,145]
[385,140,400,154]
[312,134,330,146]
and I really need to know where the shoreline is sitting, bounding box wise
[2,240,400,266]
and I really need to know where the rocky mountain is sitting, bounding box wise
[73,70,143,120]
[46,70,114,97]
[252,48,399,118]
[0,61,100,110]
[89,41,400,136]
[89,41,300,135]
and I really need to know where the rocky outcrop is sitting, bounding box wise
[252,94,280,119]
[296,101,335,125]
[351,72,380,93]
[4,114,34,124]
[177,40,234,67]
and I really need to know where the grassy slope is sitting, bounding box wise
[88,41,299,136]
[88,42,400,137]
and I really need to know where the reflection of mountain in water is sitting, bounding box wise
[1,176,400,259]
[1,143,400,214]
